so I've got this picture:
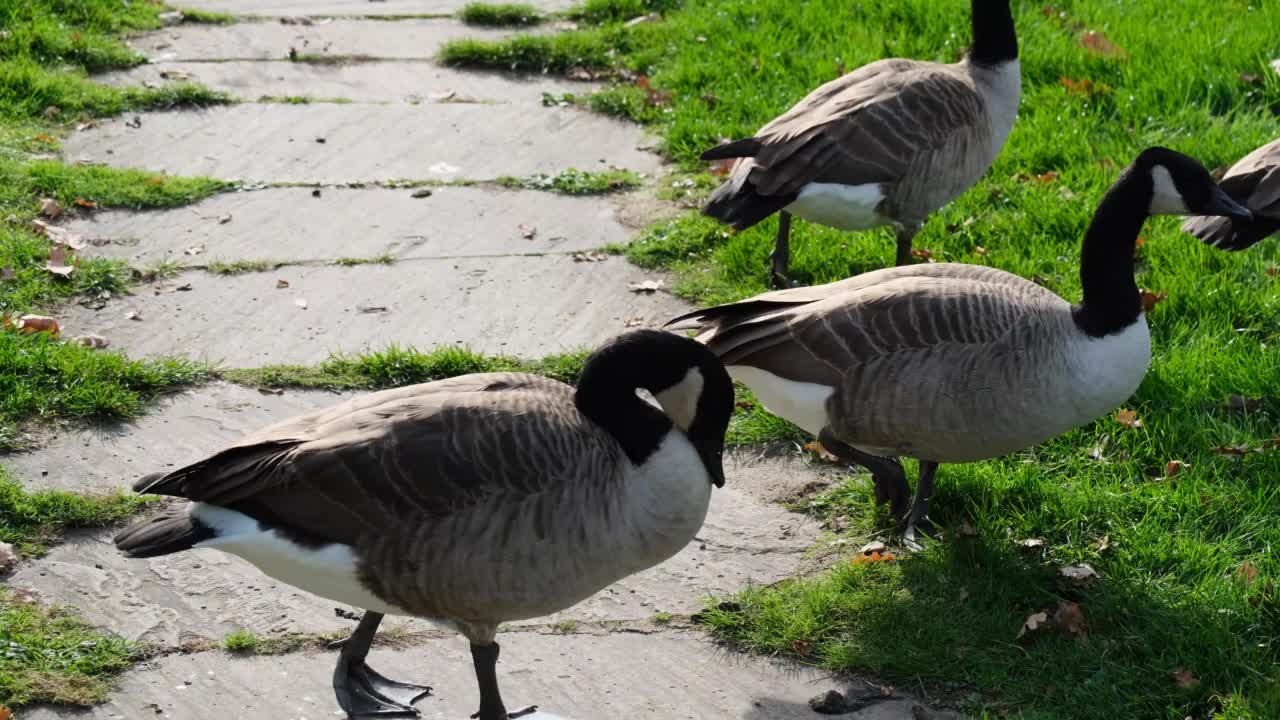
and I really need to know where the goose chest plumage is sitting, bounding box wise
[701,0,1021,286]
[1182,137,1280,250]
[668,147,1253,544]
[114,329,735,720]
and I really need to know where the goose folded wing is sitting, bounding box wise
[1223,140,1280,216]
[137,374,593,546]
[745,65,989,198]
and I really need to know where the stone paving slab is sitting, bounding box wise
[21,632,957,720]
[63,105,661,183]
[66,187,634,264]
[173,0,573,17]
[102,61,593,104]
[52,257,685,365]
[132,19,520,61]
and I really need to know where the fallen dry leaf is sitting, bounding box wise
[802,440,840,463]
[69,334,110,349]
[518,223,537,240]
[0,540,17,572]
[295,298,308,310]
[1238,559,1259,585]
[1172,668,1199,690]
[43,245,75,278]
[0,704,11,720]
[973,246,988,256]
[790,639,812,657]
[1034,171,1059,184]
[628,279,663,293]
[1060,76,1111,96]
[1018,538,1046,550]
[1017,611,1052,642]
[1053,601,1088,641]
[1165,460,1187,478]
[217,213,232,224]
[1080,29,1126,59]
[852,550,897,565]
[33,133,56,144]
[1211,443,1265,457]
[276,279,290,289]
[16,314,60,336]
[911,248,937,262]
[74,197,97,209]
[1096,534,1111,553]
[29,218,85,250]
[39,197,61,219]
[1114,408,1142,429]
[1059,564,1099,587]
[1139,289,1167,313]
[125,310,142,321]
[0,267,13,282]
[859,541,887,556]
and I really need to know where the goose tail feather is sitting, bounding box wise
[114,504,214,558]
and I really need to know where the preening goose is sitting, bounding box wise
[1182,138,1280,250]
[667,147,1251,543]
[114,329,734,720]
[700,0,1020,287]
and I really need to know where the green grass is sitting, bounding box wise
[205,259,280,275]
[334,254,396,266]
[0,466,159,556]
[495,168,643,194]
[223,345,590,392]
[567,0,680,25]
[459,2,544,27]
[178,9,236,25]
[458,1,1280,718]
[222,629,260,653]
[0,587,141,708]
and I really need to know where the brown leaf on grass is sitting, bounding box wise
[790,639,812,657]
[1034,171,1059,184]
[1171,668,1199,690]
[1165,460,1187,478]
[910,248,937,262]
[0,267,13,282]
[628,279,663,293]
[16,314,60,336]
[74,197,97,209]
[518,223,537,240]
[44,245,75,278]
[1059,564,1099,588]
[38,197,61,219]
[0,705,11,720]
[802,440,841,463]
[852,550,897,565]
[973,246,988,257]
[1139,289,1167,313]
[1114,408,1142,429]
[1096,534,1111,553]
[1053,601,1089,641]
[1133,236,1146,260]
[144,176,165,187]
[1238,559,1260,585]
[635,75,672,107]
[1080,30,1126,59]
[1211,443,1265,457]
[1016,611,1051,642]
[1266,266,1279,279]
[1060,77,1110,96]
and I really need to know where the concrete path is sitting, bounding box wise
[3,8,964,720]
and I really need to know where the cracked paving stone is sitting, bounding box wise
[67,187,636,264]
[63,104,661,183]
[172,0,575,17]
[51,257,688,365]
[131,19,527,61]
[17,632,960,720]
[101,61,596,105]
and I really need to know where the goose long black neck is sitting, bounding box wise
[1072,169,1146,338]
[576,350,673,469]
[969,0,1018,66]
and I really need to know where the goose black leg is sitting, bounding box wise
[770,211,795,289]
[470,642,538,720]
[895,222,920,266]
[818,428,909,519]
[333,611,432,718]
[900,461,939,550]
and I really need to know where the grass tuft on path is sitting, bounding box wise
[0,587,141,708]
[567,0,680,25]
[0,467,159,557]
[447,0,1280,717]
[460,3,544,27]
[495,168,642,194]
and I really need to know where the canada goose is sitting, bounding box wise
[700,0,1021,288]
[113,329,734,720]
[1182,138,1280,250]
[667,147,1251,544]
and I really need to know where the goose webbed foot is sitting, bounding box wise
[334,612,432,719]
[471,706,539,720]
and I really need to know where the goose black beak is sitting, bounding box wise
[1203,187,1253,221]
[705,448,726,488]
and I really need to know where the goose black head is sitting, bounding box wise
[1135,147,1253,220]
[576,329,735,487]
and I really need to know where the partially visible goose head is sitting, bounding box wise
[575,329,735,486]
[1137,147,1254,219]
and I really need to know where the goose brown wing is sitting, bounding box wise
[137,373,616,546]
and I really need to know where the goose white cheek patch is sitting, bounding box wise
[654,367,704,432]
[1148,166,1189,215]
